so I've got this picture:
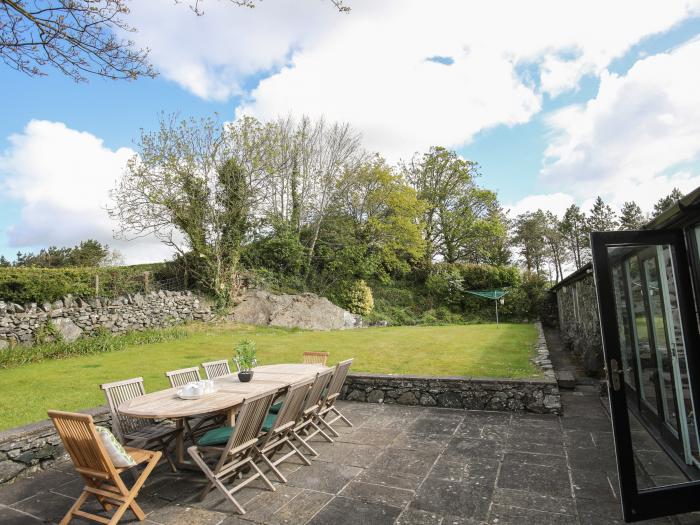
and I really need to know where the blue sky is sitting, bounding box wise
[1,1,700,263]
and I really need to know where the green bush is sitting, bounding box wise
[336,279,374,316]
[0,263,174,304]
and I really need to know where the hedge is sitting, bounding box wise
[0,263,177,304]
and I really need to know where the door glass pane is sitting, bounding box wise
[607,243,700,491]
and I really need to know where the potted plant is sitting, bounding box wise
[235,339,257,382]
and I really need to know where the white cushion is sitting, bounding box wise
[95,426,136,468]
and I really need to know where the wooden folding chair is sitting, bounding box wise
[302,351,329,366]
[165,366,201,387]
[165,367,222,444]
[100,377,178,472]
[312,359,354,438]
[187,390,278,514]
[202,359,232,379]
[291,369,334,457]
[48,410,161,525]
[255,379,313,483]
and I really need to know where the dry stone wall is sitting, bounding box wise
[341,322,561,414]
[0,291,212,348]
[554,272,603,376]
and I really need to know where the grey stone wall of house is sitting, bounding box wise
[0,291,212,348]
[340,322,561,414]
[0,407,110,484]
[553,271,603,376]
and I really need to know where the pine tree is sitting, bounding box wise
[653,188,685,216]
[587,196,618,233]
[619,201,646,230]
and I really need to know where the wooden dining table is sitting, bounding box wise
[118,363,328,467]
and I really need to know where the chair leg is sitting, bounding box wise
[250,460,276,492]
[309,420,334,443]
[292,430,319,456]
[330,406,353,427]
[318,416,341,438]
[258,451,287,483]
[59,490,89,525]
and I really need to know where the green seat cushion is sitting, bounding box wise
[197,412,278,446]
[198,426,234,446]
[269,400,284,414]
[262,412,277,433]
[321,387,329,398]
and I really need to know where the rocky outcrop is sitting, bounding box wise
[231,290,361,331]
[0,291,212,347]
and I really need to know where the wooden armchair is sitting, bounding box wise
[187,390,278,514]
[48,410,161,525]
[201,359,232,379]
[291,369,334,457]
[313,358,354,437]
[302,351,329,366]
[165,367,222,444]
[255,378,313,483]
[100,377,178,471]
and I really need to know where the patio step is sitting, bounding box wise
[556,371,576,389]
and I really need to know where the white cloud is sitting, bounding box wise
[125,0,699,159]
[505,192,576,218]
[0,121,172,264]
[541,38,700,212]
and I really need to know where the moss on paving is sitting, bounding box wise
[0,322,539,431]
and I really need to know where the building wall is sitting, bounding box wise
[554,271,603,376]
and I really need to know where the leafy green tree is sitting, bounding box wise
[403,146,508,265]
[587,196,618,233]
[512,211,548,276]
[560,204,587,269]
[619,201,646,230]
[109,115,268,306]
[0,255,10,267]
[13,239,109,267]
[542,211,568,281]
[653,188,685,216]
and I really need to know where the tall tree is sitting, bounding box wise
[653,188,685,216]
[403,146,507,265]
[587,196,618,233]
[619,201,646,230]
[512,211,548,276]
[109,115,270,305]
[542,211,567,282]
[559,204,587,269]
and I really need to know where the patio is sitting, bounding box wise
[1,388,677,525]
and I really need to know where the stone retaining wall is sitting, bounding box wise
[340,322,561,414]
[0,291,212,348]
[0,407,110,484]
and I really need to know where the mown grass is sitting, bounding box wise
[0,322,539,431]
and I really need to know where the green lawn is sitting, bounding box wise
[0,323,538,431]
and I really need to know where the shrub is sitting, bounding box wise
[337,279,374,316]
[234,339,257,370]
[0,263,175,304]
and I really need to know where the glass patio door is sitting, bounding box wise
[591,230,700,522]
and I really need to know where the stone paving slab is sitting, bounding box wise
[0,397,693,525]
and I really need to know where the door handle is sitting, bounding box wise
[610,359,622,392]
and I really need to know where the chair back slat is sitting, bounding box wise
[325,358,354,400]
[100,377,151,440]
[229,391,276,450]
[303,369,333,412]
[165,366,202,388]
[302,352,329,366]
[48,410,116,478]
[202,359,232,379]
[275,379,313,428]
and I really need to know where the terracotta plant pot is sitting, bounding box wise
[238,371,253,382]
